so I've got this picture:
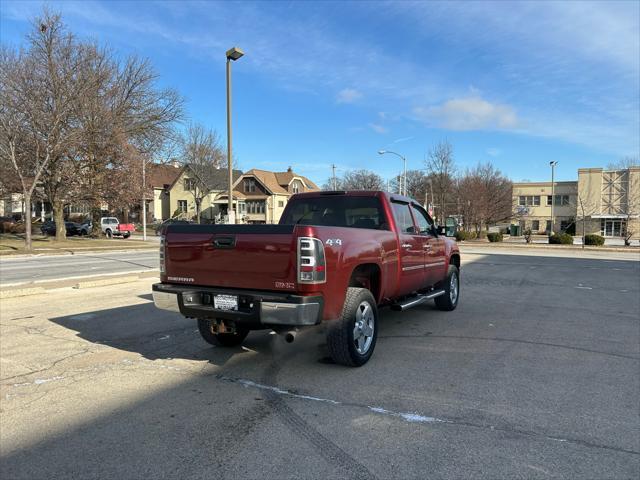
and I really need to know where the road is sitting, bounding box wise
[1,251,638,479]
[0,250,159,286]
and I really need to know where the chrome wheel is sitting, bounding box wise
[353,301,375,355]
[449,271,459,305]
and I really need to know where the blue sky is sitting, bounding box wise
[1,0,638,184]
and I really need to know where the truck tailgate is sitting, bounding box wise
[163,224,297,291]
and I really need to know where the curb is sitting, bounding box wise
[458,242,640,254]
[0,271,159,298]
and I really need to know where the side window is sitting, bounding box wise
[391,202,415,234]
[411,205,434,235]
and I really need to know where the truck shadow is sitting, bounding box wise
[49,300,332,367]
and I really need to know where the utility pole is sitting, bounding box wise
[331,164,337,190]
[142,156,147,240]
[549,161,558,235]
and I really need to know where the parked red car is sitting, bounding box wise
[153,191,460,366]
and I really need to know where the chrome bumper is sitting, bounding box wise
[260,302,320,326]
[152,291,180,313]
[152,283,323,326]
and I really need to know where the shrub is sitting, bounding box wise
[549,232,573,245]
[584,234,605,246]
[523,228,533,243]
[487,232,503,242]
[455,230,474,241]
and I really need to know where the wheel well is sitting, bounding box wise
[450,254,460,270]
[348,263,381,302]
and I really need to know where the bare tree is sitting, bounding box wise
[607,156,639,170]
[425,140,456,223]
[388,170,430,201]
[341,169,384,190]
[321,176,344,190]
[0,12,91,249]
[178,124,226,223]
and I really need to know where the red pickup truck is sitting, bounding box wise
[153,191,460,366]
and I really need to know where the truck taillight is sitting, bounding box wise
[298,237,326,284]
[160,234,166,274]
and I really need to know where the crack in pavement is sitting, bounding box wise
[378,334,640,361]
[217,373,640,458]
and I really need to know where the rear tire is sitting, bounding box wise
[434,265,460,311]
[123,232,131,239]
[326,287,378,367]
[197,318,249,347]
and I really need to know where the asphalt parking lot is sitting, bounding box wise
[1,251,639,479]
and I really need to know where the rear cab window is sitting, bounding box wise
[280,195,388,230]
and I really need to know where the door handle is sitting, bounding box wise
[423,243,432,250]
[401,243,411,249]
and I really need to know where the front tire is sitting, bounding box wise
[435,265,460,311]
[327,287,378,367]
[105,229,113,239]
[197,318,249,347]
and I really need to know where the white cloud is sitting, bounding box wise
[393,136,414,144]
[336,88,363,104]
[486,148,501,157]
[415,96,518,131]
[368,123,388,134]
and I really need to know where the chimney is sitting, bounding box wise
[287,166,292,173]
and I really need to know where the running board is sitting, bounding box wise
[390,290,445,311]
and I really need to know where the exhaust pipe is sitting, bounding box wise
[273,328,298,343]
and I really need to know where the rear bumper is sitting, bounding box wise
[152,283,323,327]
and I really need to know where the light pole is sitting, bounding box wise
[549,161,558,236]
[378,150,406,195]
[226,46,244,224]
[142,156,147,240]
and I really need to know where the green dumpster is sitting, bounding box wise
[510,224,521,236]
[445,217,458,237]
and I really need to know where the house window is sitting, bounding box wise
[519,196,540,206]
[238,202,246,214]
[546,220,552,232]
[278,201,284,208]
[246,200,265,214]
[184,178,196,191]
[178,200,187,213]
[244,179,256,193]
[291,180,302,194]
[531,220,539,231]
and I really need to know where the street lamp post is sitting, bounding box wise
[378,150,407,195]
[142,156,147,240]
[549,161,558,236]
[226,46,244,224]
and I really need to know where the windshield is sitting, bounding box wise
[280,195,388,230]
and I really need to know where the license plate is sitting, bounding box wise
[214,294,238,311]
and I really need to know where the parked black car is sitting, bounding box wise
[155,218,192,235]
[79,220,92,236]
[40,221,81,236]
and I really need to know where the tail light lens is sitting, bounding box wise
[160,234,166,274]
[298,237,326,284]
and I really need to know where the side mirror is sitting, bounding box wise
[437,225,447,236]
